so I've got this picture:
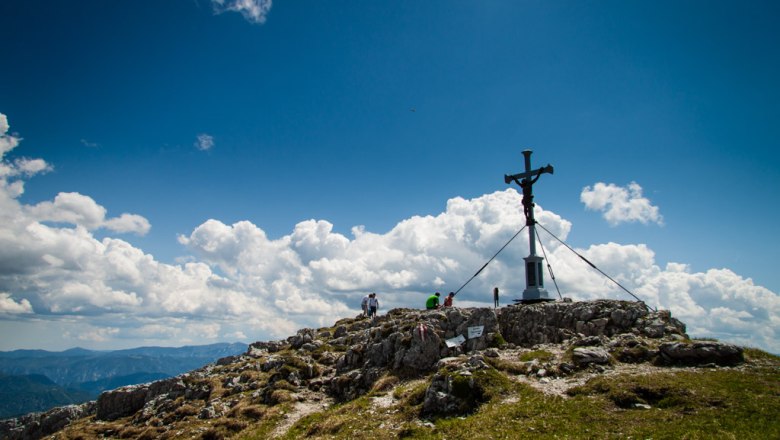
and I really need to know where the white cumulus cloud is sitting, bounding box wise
[211,0,272,24]
[0,293,33,314]
[15,158,52,176]
[25,192,150,235]
[0,114,20,157]
[581,181,663,226]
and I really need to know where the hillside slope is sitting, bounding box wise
[2,300,778,440]
[0,375,90,419]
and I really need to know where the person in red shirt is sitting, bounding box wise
[443,292,455,307]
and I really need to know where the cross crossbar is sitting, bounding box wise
[503,164,553,184]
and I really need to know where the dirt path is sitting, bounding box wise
[271,392,333,438]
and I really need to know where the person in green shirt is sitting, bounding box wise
[426,292,441,310]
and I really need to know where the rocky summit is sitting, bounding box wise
[0,299,766,440]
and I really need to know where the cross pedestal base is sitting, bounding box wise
[522,255,552,302]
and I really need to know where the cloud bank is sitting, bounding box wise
[0,113,777,353]
[581,181,664,226]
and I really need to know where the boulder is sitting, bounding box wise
[288,328,316,349]
[571,347,611,367]
[96,377,187,421]
[658,341,744,366]
[397,323,442,372]
[422,355,490,416]
[247,340,288,356]
[333,325,347,338]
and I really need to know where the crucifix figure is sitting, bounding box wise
[504,150,554,303]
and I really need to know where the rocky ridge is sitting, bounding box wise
[0,300,747,439]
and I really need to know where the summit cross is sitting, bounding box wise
[504,149,554,303]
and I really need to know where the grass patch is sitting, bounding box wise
[489,332,507,348]
[310,343,334,358]
[268,389,295,405]
[518,349,555,362]
[484,356,527,375]
[238,403,294,440]
[433,367,514,416]
[744,347,780,363]
[271,379,298,392]
[392,379,428,404]
[282,397,376,439]
[370,374,401,393]
[568,374,701,409]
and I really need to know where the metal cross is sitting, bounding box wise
[505,150,554,302]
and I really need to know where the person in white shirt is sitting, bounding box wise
[361,294,370,317]
[367,293,379,319]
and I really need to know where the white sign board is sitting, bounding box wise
[467,326,484,339]
[445,334,466,348]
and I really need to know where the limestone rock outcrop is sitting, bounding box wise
[0,402,95,440]
[498,299,686,346]
[96,376,190,421]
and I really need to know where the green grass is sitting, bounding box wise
[440,367,779,439]
[744,347,780,363]
[489,332,507,348]
[483,356,528,375]
[518,349,555,362]
[251,363,779,440]
[239,403,295,440]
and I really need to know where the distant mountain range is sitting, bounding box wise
[0,342,247,419]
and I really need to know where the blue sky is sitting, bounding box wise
[1,1,778,353]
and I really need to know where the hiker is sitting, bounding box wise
[367,293,379,318]
[426,292,441,310]
[361,293,370,317]
[493,287,499,308]
[443,291,455,307]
